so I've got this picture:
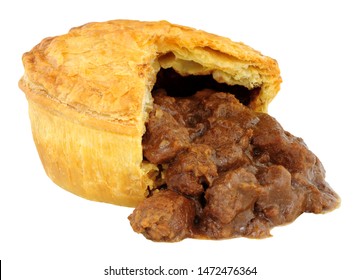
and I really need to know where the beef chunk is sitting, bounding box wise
[142,106,189,164]
[166,144,217,196]
[129,190,195,242]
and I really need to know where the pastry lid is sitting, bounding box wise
[19,20,281,136]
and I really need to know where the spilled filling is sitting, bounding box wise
[128,69,340,242]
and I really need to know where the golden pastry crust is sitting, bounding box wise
[19,20,282,207]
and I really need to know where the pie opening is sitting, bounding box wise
[153,67,260,106]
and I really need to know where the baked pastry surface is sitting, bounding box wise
[19,20,281,206]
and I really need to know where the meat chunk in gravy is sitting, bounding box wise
[128,90,340,241]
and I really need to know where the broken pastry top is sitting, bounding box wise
[19,20,282,206]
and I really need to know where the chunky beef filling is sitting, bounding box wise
[129,89,340,242]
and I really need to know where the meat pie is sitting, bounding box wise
[19,20,340,241]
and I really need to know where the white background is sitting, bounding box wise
[1,0,358,279]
